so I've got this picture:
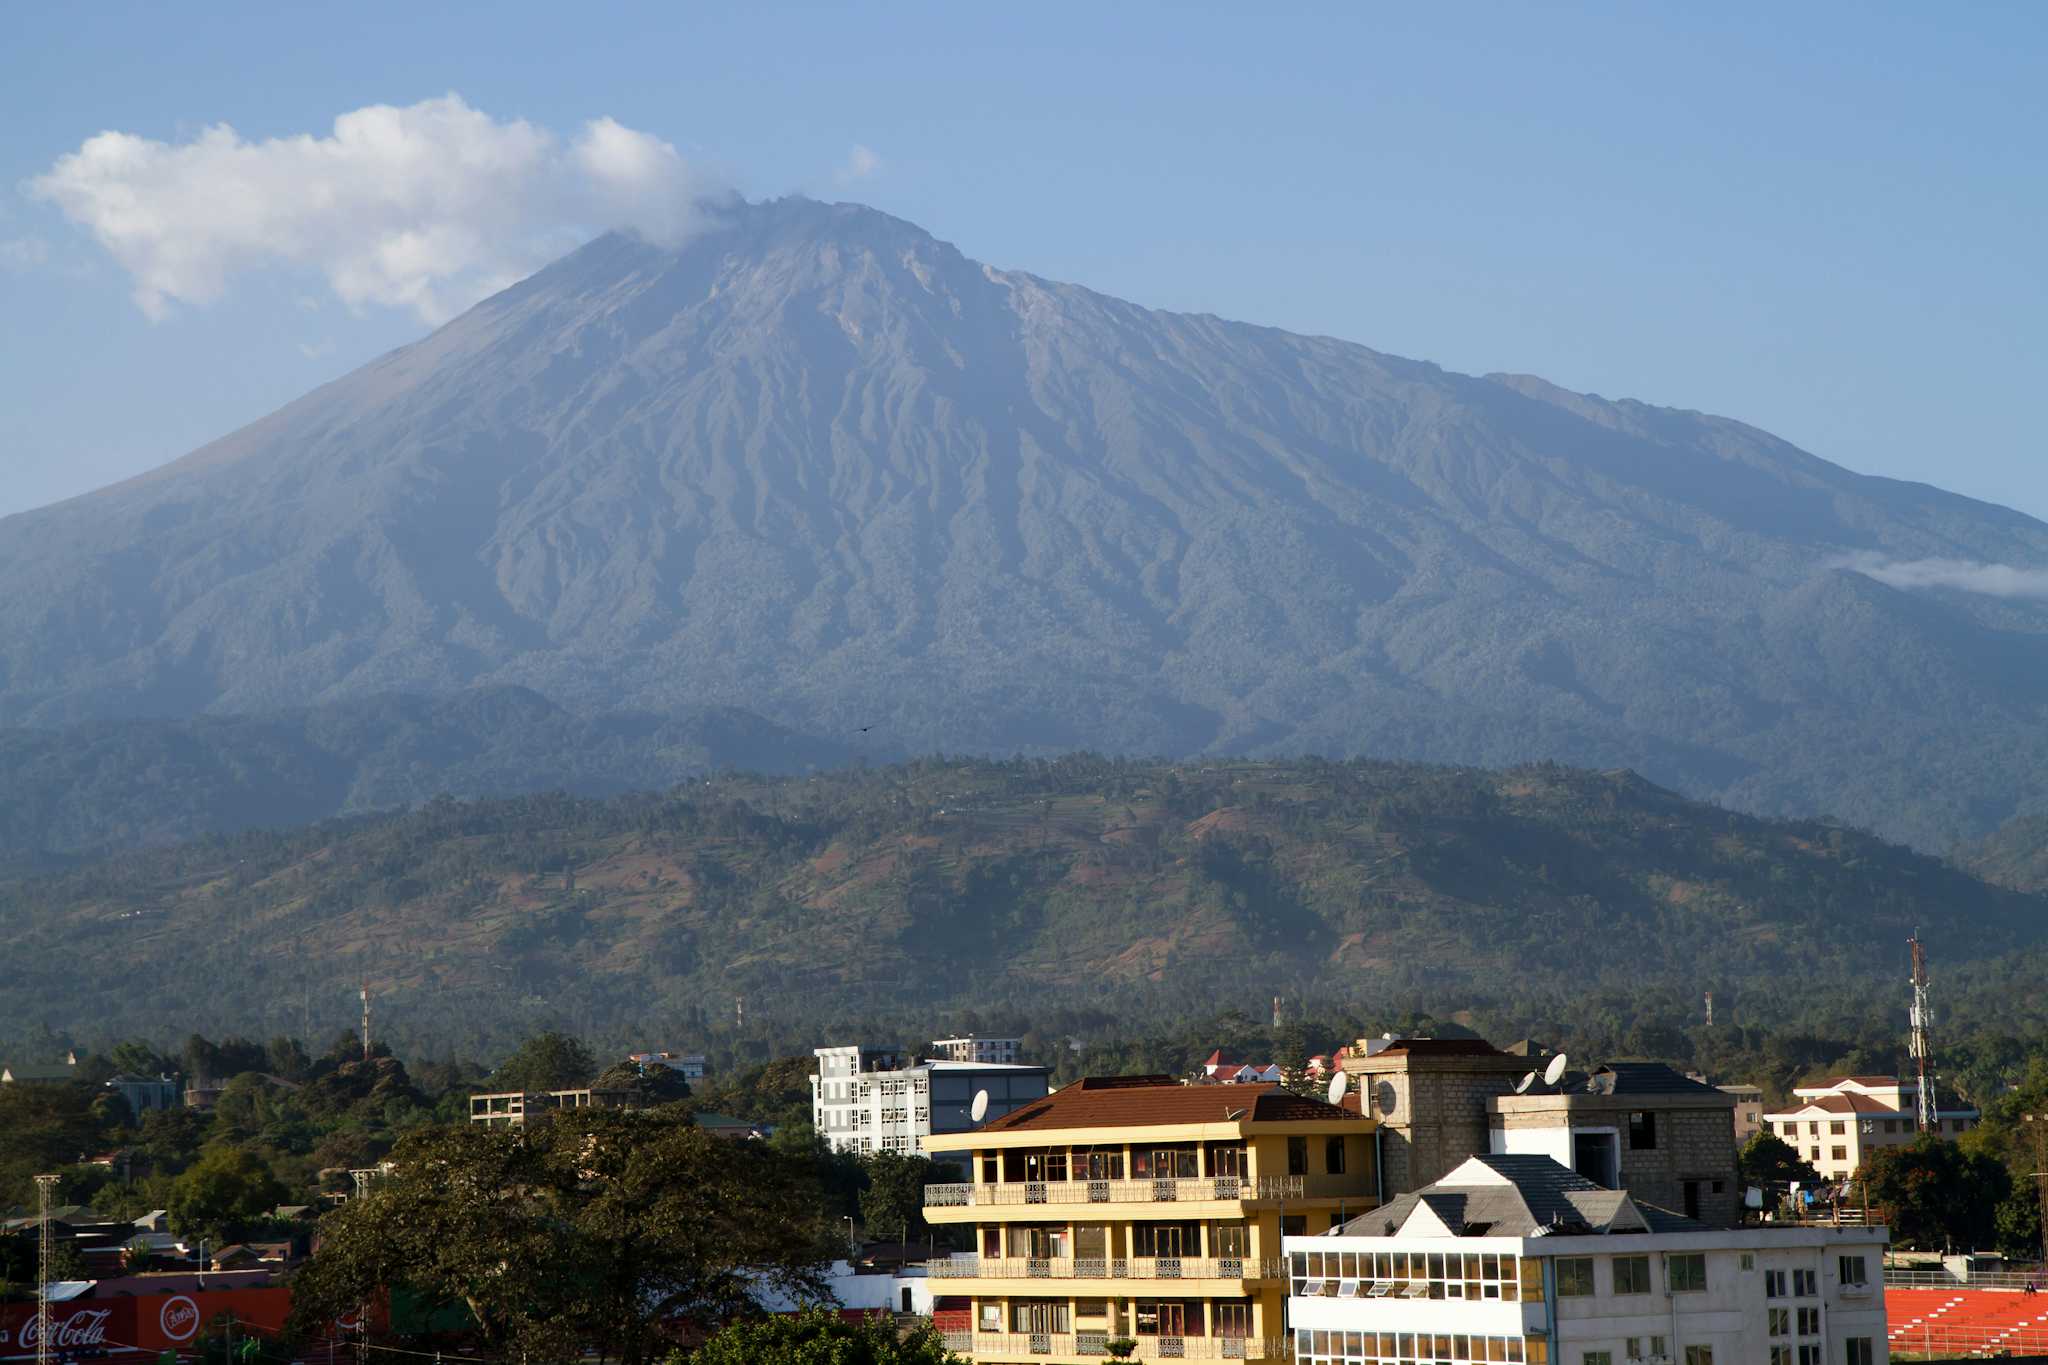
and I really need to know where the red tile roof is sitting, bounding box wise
[978,1077,1366,1133]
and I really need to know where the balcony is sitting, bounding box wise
[924,1175,1304,1208]
[927,1254,1287,1281]
[941,1331,1289,1360]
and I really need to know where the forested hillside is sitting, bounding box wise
[0,686,857,863]
[1,756,2035,1055]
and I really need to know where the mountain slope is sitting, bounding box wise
[6,198,2048,848]
[0,687,860,862]
[0,758,2033,1049]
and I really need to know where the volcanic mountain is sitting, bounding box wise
[6,196,2048,849]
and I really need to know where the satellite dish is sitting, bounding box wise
[1744,1186,1765,1210]
[1515,1071,1536,1095]
[969,1089,990,1123]
[1543,1053,1568,1087]
[1327,1072,1350,1106]
[1373,1081,1398,1117]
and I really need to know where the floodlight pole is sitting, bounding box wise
[34,1173,58,1365]
[2025,1114,2048,1268]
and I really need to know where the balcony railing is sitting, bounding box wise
[924,1175,1304,1208]
[927,1254,1286,1281]
[942,1331,1289,1360]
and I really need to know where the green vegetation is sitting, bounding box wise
[686,1309,964,1364]
[288,1111,836,1365]
[4,756,2043,1060]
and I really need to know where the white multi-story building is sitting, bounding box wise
[1762,1076,1980,1180]
[931,1035,1023,1065]
[1286,1153,1888,1365]
[810,1044,1049,1158]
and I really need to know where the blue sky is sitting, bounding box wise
[2,3,2043,520]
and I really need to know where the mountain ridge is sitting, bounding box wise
[6,196,2048,849]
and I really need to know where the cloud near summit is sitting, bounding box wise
[30,95,724,324]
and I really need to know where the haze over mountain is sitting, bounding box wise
[6,196,2048,850]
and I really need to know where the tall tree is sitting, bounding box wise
[858,1151,936,1243]
[1861,1135,2012,1251]
[167,1147,288,1243]
[289,1110,833,1365]
[487,1032,597,1092]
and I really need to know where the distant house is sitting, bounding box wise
[629,1050,708,1081]
[1763,1075,1980,1180]
[1198,1051,1284,1085]
[1,1052,78,1084]
[693,1111,771,1140]
[106,1072,182,1116]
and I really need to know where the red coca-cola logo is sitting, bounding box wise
[159,1298,200,1343]
[21,1310,113,1350]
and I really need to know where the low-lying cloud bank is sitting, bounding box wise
[30,94,725,324]
[1840,553,2048,600]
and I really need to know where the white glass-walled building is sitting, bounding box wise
[1285,1154,1887,1365]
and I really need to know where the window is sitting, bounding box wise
[1650,1338,1666,1358]
[1766,1268,1787,1297]
[1629,1110,1658,1149]
[1556,1257,1596,1297]
[1771,1350,1792,1365]
[1794,1268,1818,1296]
[1012,1300,1070,1333]
[1808,1121,1820,1136]
[1847,1339,1875,1365]
[1831,1146,1846,1161]
[1798,1307,1821,1336]
[1741,1253,1756,1270]
[1287,1136,1308,1176]
[1668,1253,1707,1293]
[1613,1255,1652,1294]
[1769,1308,1790,1337]
[1884,1119,1898,1134]
[1625,1339,1644,1361]
[1829,1120,1845,1135]
[1685,1348,1714,1365]
[1584,1354,1613,1365]
[1798,1347,1823,1365]
[1325,1135,1347,1174]
[1838,1254,1867,1286]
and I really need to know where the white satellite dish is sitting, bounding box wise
[969,1089,990,1123]
[1327,1072,1350,1106]
[1514,1071,1536,1094]
[1543,1053,1568,1087]
[1373,1081,1398,1117]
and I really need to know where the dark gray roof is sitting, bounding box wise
[1585,1063,1727,1098]
[1335,1154,1705,1239]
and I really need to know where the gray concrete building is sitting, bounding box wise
[1489,1061,1740,1227]
[1339,1037,1534,1196]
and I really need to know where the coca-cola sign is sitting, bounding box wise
[159,1297,200,1343]
[18,1309,113,1350]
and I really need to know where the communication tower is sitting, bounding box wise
[1908,936,1935,1133]
[1704,991,1714,1027]
[360,979,372,1061]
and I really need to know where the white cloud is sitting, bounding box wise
[1838,553,2048,599]
[0,237,49,270]
[29,95,724,324]
[297,340,335,360]
[835,143,883,185]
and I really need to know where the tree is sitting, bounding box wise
[167,1147,288,1243]
[0,1082,102,1206]
[688,1309,965,1365]
[1861,1135,2013,1250]
[108,1039,174,1077]
[1737,1130,1820,1195]
[595,1059,693,1106]
[859,1150,936,1243]
[487,1032,597,1092]
[289,1110,834,1365]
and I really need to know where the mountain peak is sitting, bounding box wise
[4,203,2048,851]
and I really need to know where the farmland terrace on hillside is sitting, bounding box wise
[0,756,2036,1052]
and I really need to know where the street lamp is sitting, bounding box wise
[844,1216,857,1259]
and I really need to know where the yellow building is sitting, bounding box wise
[923,1074,1378,1362]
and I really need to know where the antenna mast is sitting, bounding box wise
[360,979,372,1062]
[35,1172,58,1365]
[1909,936,1935,1134]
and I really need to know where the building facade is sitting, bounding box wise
[468,1086,635,1126]
[629,1050,708,1081]
[811,1045,1050,1157]
[1717,1084,1765,1145]
[1489,1063,1740,1228]
[1287,1154,1889,1365]
[1762,1077,1981,1181]
[1341,1039,1537,1196]
[934,1036,1025,1065]
[105,1073,182,1116]
[924,1075,1379,1363]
